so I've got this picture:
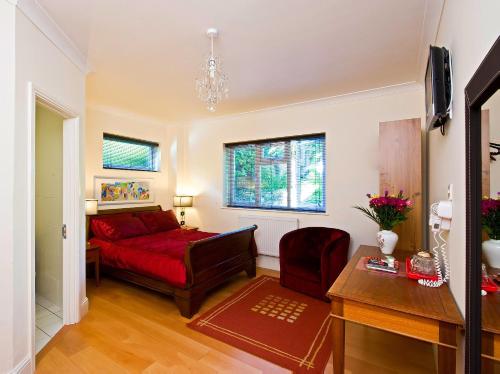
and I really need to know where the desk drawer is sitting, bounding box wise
[333,299,442,345]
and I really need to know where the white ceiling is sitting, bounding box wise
[38,0,433,123]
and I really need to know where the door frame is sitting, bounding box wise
[27,82,83,364]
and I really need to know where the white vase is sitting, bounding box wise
[377,230,398,255]
[483,239,500,268]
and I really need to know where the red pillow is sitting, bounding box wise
[90,213,149,241]
[135,210,180,233]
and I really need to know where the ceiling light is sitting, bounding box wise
[195,28,228,112]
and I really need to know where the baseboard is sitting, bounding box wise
[257,255,280,271]
[9,355,32,374]
[80,296,89,318]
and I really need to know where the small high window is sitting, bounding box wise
[103,133,160,172]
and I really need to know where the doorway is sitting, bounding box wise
[34,103,64,353]
[28,85,83,365]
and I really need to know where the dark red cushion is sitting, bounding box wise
[285,259,321,283]
[135,210,180,233]
[90,213,149,241]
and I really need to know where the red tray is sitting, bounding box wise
[405,258,439,281]
[482,277,499,293]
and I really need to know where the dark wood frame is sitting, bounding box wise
[465,36,500,374]
[86,205,258,318]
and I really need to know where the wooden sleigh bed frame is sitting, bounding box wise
[86,205,257,318]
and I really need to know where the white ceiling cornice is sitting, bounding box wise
[193,82,424,125]
[16,0,89,73]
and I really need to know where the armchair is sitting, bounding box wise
[279,227,350,301]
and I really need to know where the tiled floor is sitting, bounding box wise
[35,297,63,354]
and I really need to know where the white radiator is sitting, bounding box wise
[238,215,299,257]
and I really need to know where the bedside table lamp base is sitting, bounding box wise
[180,209,186,226]
[173,195,193,227]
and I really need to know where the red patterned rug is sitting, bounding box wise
[187,276,332,373]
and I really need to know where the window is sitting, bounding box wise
[103,133,160,172]
[224,133,326,212]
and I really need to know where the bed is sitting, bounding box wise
[87,205,257,318]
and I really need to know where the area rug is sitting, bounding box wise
[187,276,332,373]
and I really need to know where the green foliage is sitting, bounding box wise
[262,144,284,159]
[261,164,287,205]
[305,188,322,206]
[353,205,404,230]
[234,146,255,177]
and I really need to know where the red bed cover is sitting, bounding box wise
[89,228,217,288]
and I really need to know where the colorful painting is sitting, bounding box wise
[94,177,154,205]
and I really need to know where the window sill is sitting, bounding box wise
[220,206,329,216]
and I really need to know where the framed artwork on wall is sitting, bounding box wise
[94,177,154,205]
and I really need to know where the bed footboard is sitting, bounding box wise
[174,225,258,318]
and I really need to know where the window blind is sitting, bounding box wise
[103,133,160,172]
[224,133,326,212]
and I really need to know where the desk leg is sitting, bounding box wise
[332,297,345,374]
[438,321,456,374]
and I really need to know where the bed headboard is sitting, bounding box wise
[86,205,162,242]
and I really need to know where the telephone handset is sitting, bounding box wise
[418,200,452,288]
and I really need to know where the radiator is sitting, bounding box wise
[238,215,299,257]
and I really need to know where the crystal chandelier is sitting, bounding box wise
[196,28,228,112]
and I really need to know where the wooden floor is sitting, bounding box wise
[36,268,436,373]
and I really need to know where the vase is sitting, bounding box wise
[377,230,398,255]
[483,239,500,268]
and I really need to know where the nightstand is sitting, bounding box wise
[181,225,199,231]
[86,243,100,286]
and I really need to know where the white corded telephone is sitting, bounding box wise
[419,200,452,287]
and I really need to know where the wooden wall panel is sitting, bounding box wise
[379,118,422,253]
[482,110,491,243]
[482,109,490,197]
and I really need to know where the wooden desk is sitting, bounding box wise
[482,281,500,372]
[86,243,100,286]
[327,245,463,374]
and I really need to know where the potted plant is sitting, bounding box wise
[354,191,413,254]
[482,194,500,268]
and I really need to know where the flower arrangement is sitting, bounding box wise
[482,194,500,240]
[354,190,413,231]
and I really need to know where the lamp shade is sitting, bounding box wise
[85,199,98,215]
[173,195,193,208]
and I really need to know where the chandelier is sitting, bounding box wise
[196,28,228,112]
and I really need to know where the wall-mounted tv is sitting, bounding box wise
[425,46,452,133]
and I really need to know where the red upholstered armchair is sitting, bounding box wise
[279,227,350,301]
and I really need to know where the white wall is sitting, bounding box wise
[12,6,86,372]
[177,84,425,256]
[35,104,64,310]
[427,0,500,320]
[0,1,16,371]
[85,106,177,210]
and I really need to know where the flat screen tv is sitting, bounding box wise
[425,46,452,133]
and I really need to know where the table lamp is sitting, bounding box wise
[173,195,193,226]
[85,199,98,216]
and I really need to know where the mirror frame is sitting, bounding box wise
[465,36,500,374]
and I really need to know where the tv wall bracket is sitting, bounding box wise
[490,142,500,161]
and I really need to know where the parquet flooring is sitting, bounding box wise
[36,268,435,373]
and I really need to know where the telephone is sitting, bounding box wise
[418,200,452,288]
